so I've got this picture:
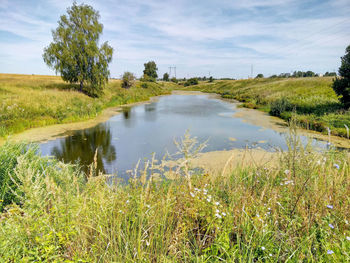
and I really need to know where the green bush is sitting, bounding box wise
[184,78,199,86]
[269,97,293,117]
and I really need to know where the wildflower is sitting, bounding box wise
[190,192,195,197]
[284,169,290,175]
[346,236,350,241]
[126,200,130,204]
[316,160,321,165]
[222,212,226,216]
[269,253,272,257]
[194,188,199,191]
[327,250,334,255]
[216,209,220,213]
[261,246,265,250]
[215,213,222,219]
[326,205,333,209]
[333,164,340,169]
[206,197,211,202]
[329,223,334,229]
[215,202,220,206]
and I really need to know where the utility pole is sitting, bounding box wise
[174,67,176,79]
[169,67,172,77]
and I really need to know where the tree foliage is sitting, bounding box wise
[255,73,264,78]
[143,61,158,81]
[184,78,199,86]
[333,45,350,108]
[43,2,113,97]
[122,72,136,89]
[163,73,169,81]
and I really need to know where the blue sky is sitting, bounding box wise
[0,0,349,78]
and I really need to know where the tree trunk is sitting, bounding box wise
[80,80,83,92]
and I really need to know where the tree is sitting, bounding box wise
[170,77,178,83]
[122,72,136,89]
[255,73,264,78]
[143,61,158,81]
[163,72,169,81]
[43,2,113,97]
[184,78,199,86]
[333,45,350,108]
[208,76,214,82]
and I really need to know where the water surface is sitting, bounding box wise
[40,94,326,177]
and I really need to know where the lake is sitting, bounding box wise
[39,93,327,177]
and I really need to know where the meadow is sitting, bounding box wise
[0,130,349,262]
[181,77,350,138]
[0,74,172,138]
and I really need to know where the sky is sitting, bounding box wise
[0,0,349,79]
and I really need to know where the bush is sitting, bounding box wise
[170,77,178,83]
[121,72,136,89]
[141,82,148,89]
[140,74,156,82]
[269,97,293,117]
[184,78,199,87]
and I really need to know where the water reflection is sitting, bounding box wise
[144,102,157,122]
[51,124,117,174]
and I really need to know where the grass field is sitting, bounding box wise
[0,74,173,138]
[181,77,350,138]
[0,131,349,262]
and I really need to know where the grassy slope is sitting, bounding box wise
[0,138,349,262]
[181,77,350,138]
[0,74,173,137]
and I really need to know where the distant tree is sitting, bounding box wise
[170,77,178,83]
[304,71,315,77]
[184,78,199,86]
[163,73,169,81]
[332,45,350,108]
[43,2,113,97]
[121,72,136,89]
[255,73,264,78]
[208,76,214,82]
[324,72,337,77]
[143,61,158,81]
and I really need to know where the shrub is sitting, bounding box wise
[269,97,293,117]
[184,78,199,87]
[170,77,178,83]
[121,72,136,89]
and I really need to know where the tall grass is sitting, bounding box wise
[180,77,350,138]
[0,74,173,138]
[0,130,349,262]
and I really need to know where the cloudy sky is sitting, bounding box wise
[0,0,349,78]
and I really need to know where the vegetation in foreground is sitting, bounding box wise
[0,73,173,138]
[0,131,349,262]
[180,77,350,138]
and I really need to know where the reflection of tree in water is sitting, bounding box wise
[122,106,137,128]
[144,102,157,122]
[52,124,116,174]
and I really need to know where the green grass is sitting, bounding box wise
[0,74,173,138]
[0,131,349,262]
[180,77,350,138]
